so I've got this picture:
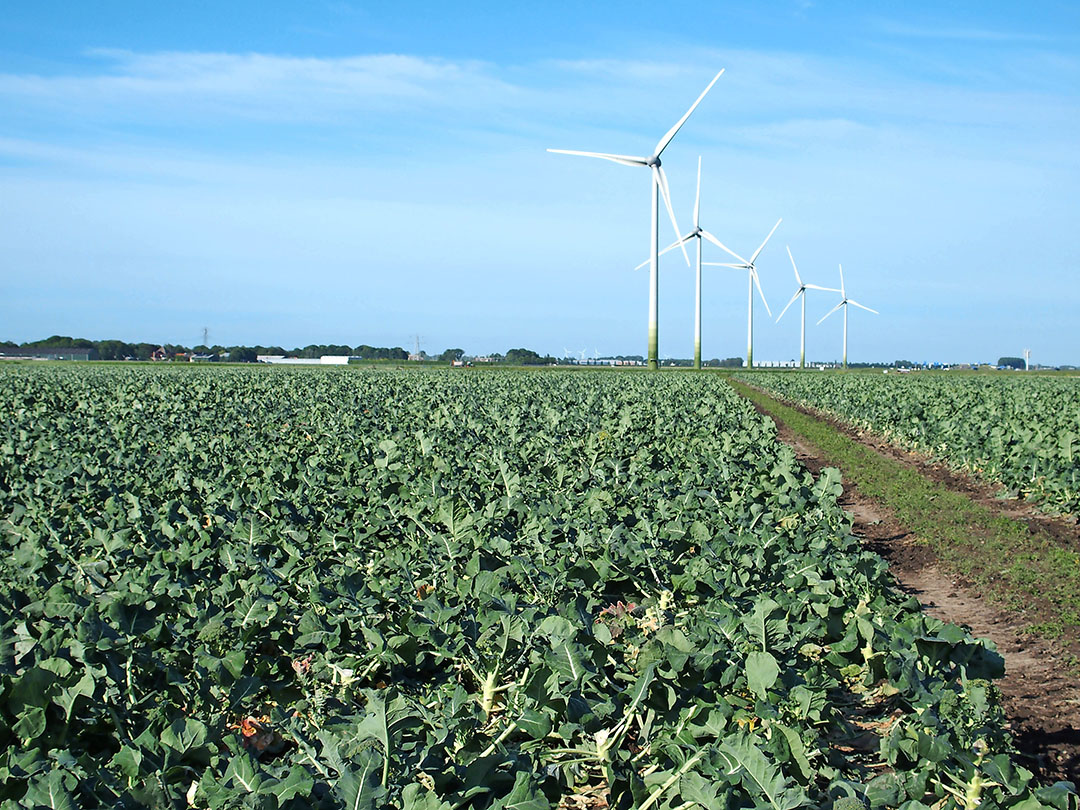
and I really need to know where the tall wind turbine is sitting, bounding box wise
[548,69,725,370]
[634,157,735,369]
[704,219,782,369]
[775,246,839,369]
[817,264,878,369]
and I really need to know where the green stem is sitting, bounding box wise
[479,720,518,758]
[639,749,708,810]
[480,670,499,717]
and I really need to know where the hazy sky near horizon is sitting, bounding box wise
[2,2,1078,364]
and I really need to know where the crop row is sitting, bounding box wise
[737,372,1080,516]
[0,366,1075,809]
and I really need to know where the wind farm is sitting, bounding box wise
[550,63,881,372]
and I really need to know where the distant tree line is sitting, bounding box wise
[2,337,561,365]
[2,337,757,367]
[0,336,411,363]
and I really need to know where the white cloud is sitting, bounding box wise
[0,49,519,121]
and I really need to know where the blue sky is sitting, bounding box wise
[2,2,1078,364]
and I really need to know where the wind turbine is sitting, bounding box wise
[775,246,839,370]
[548,69,725,370]
[817,264,878,369]
[634,157,734,370]
[704,219,782,369]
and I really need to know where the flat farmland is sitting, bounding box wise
[0,365,1075,809]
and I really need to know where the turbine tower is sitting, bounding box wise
[635,157,736,369]
[817,264,878,369]
[704,219,782,369]
[548,69,725,370]
[775,246,839,369]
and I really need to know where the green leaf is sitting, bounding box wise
[716,734,806,810]
[401,784,453,810]
[55,667,96,721]
[109,746,143,780]
[744,597,781,651]
[679,770,723,809]
[335,747,384,810]
[269,766,316,803]
[225,753,262,792]
[20,769,76,810]
[235,594,279,628]
[775,723,813,782]
[745,650,779,699]
[490,770,549,810]
[160,717,210,756]
[356,690,390,754]
[536,615,576,642]
[13,705,47,741]
[516,707,553,740]
[222,649,246,680]
[9,666,59,713]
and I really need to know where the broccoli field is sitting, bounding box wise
[737,372,1080,517]
[0,365,1076,809]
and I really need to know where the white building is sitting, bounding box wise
[745,360,798,368]
[257,355,353,365]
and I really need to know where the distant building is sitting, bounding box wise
[257,355,354,365]
[746,360,798,368]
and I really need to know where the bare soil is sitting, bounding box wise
[761,407,1080,784]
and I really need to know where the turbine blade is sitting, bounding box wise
[694,156,701,228]
[702,262,743,269]
[849,300,879,314]
[752,268,772,317]
[804,284,840,292]
[634,235,693,270]
[817,301,843,325]
[547,149,649,167]
[775,288,802,323]
[654,69,725,156]
[838,263,846,298]
[656,166,690,266]
[749,218,782,265]
[786,245,802,286]
[700,230,749,264]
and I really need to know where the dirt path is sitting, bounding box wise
[763,407,1080,783]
